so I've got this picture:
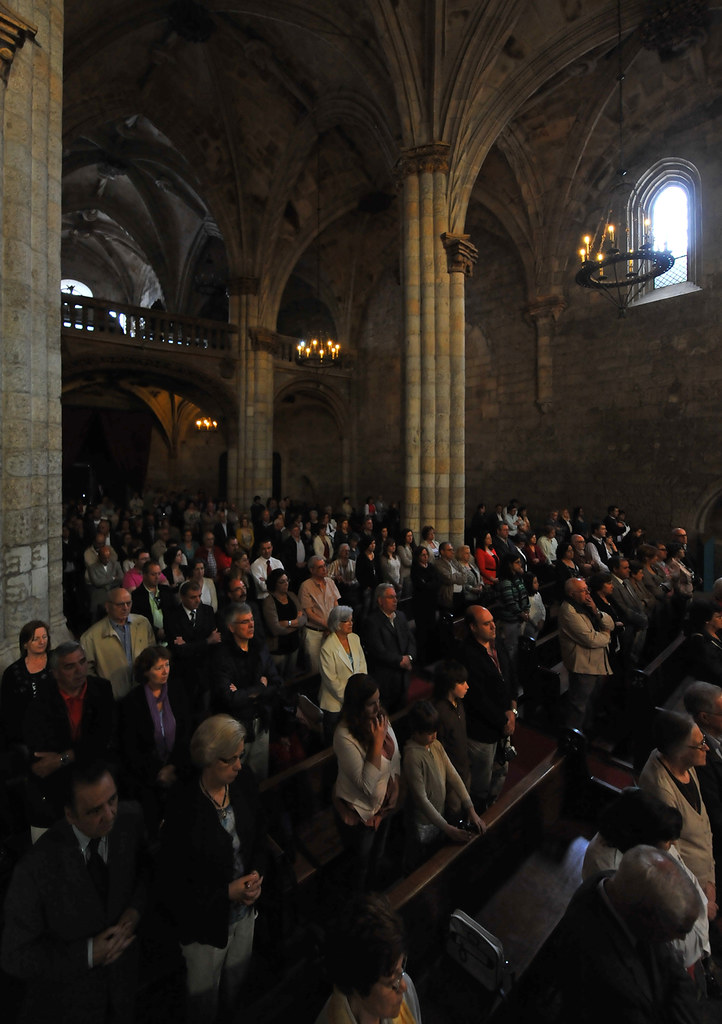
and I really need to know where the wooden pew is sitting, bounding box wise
[246,728,604,1024]
[629,631,686,772]
[386,736,615,1021]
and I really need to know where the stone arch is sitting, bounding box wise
[692,480,722,540]
[273,377,351,505]
[62,349,239,495]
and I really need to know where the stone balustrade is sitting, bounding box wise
[61,295,236,352]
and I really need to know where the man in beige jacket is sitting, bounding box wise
[81,587,155,700]
[558,577,613,732]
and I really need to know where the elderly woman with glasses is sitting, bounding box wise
[639,709,716,917]
[319,606,367,744]
[160,714,267,1024]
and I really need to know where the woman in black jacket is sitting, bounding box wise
[160,714,266,1024]
[118,645,190,835]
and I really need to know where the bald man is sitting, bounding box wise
[81,588,155,700]
[556,845,700,1022]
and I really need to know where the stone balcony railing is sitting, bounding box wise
[61,296,353,376]
[61,295,236,352]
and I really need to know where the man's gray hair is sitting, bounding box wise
[683,680,722,717]
[375,583,396,602]
[308,554,325,571]
[50,641,84,672]
[607,845,702,937]
[224,601,252,627]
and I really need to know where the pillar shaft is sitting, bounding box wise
[442,232,478,546]
[0,0,64,669]
[397,146,480,545]
[433,168,450,538]
[402,172,421,529]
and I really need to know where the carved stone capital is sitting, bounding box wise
[395,142,450,180]
[250,326,277,356]
[228,276,259,296]
[441,233,479,277]
[525,296,567,325]
[0,4,37,86]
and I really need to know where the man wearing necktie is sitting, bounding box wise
[250,539,283,601]
[1,761,148,1023]
[164,581,222,717]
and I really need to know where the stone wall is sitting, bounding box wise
[353,270,405,508]
[0,0,66,671]
[461,116,722,545]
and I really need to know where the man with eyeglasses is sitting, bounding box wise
[81,587,155,699]
[558,577,614,734]
[671,526,702,591]
[210,603,282,779]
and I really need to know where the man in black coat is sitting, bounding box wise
[282,522,310,591]
[130,560,175,641]
[2,760,147,1024]
[164,580,222,716]
[24,641,116,833]
[210,603,282,780]
[554,846,700,1023]
[459,605,516,809]
[362,584,416,713]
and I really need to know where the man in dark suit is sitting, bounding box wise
[492,522,523,565]
[684,680,722,891]
[1,760,148,1023]
[164,580,221,715]
[24,641,116,835]
[609,555,648,666]
[554,845,700,1023]
[459,605,516,809]
[362,583,416,713]
[282,522,310,590]
[130,559,174,641]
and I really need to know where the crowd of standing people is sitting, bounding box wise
[0,487,719,1022]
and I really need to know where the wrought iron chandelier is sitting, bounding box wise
[575,0,675,316]
[295,135,341,367]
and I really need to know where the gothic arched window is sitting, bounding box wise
[631,158,701,303]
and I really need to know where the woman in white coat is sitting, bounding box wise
[319,605,367,745]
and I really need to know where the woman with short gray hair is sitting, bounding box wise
[160,714,266,1024]
[319,606,367,744]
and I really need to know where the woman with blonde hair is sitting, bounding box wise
[160,714,266,1023]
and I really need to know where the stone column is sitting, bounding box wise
[396,143,449,536]
[433,166,450,538]
[227,276,259,509]
[248,326,277,509]
[525,297,566,414]
[0,1,65,670]
[442,233,478,544]
[400,170,420,528]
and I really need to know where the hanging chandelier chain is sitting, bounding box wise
[574,0,675,316]
[616,0,625,177]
